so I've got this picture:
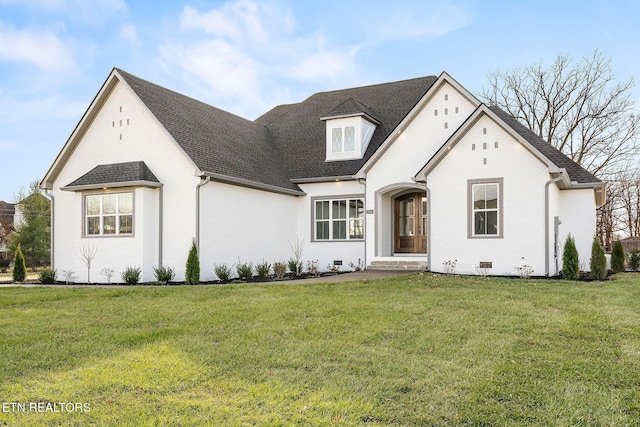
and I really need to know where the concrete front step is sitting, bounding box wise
[368,260,428,271]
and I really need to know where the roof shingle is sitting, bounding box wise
[65,161,160,188]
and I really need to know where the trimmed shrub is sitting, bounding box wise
[562,234,580,280]
[214,263,232,282]
[185,241,200,285]
[590,236,607,280]
[12,245,26,283]
[153,265,175,285]
[121,266,141,285]
[38,267,57,284]
[256,260,271,278]
[288,258,302,276]
[273,261,287,279]
[628,250,640,272]
[236,260,254,280]
[611,240,625,273]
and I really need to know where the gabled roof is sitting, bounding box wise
[488,106,601,185]
[63,161,161,191]
[44,68,604,198]
[415,104,604,198]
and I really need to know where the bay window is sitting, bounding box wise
[85,192,134,236]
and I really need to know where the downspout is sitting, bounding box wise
[44,190,55,270]
[195,176,211,253]
[545,173,563,276]
[357,178,367,269]
[158,185,164,267]
[426,185,431,272]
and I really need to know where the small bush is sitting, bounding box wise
[153,265,175,285]
[628,250,640,272]
[101,268,116,284]
[12,245,26,283]
[611,240,625,273]
[288,258,302,276]
[236,260,254,280]
[273,261,287,279]
[562,234,580,280]
[121,266,141,285]
[515,265,534,279]
[214,263,232,282]
[62,270,76,284]
[38,267,57,284]
[256,260,271,278]
[185,240,200,285]
[590,236,607,280]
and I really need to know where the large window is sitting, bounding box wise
[85,192,133,236]
[468,179,503,238]
[314,197,364,240]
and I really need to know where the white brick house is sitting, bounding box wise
[41,69,605,282]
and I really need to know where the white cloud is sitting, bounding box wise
[158,0,361,117]
[119,24,139,45]
[0,0,128,25]
[160,39,259,99]
[0,21,75,71]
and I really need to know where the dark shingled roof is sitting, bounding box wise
[65,161,160,188]
[117,69,437,189]
[111,69,599,193]
[321,98,380,123]
[116,69,299,193]
[489,106,602,184]
[256,76,438,180]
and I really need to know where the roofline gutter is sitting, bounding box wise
[202,172,306,196]
[545,172,564,276]
[290,175,356,184]
[61,180,163,192]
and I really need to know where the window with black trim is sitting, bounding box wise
[314,197,364,240]
[85,192,133,236]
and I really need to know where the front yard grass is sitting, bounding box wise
[0,273,639,425]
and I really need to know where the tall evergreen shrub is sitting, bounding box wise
[611,240,625,273]
[185,240,200,285]
[562,234,580,280]
[590,236,607,280]
[12,245,27,282]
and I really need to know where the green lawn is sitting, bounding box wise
[1,274,639,426]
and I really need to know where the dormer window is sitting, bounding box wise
[322,98,379,162]
[332,126,356,153]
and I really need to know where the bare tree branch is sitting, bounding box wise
[480,49,640,180]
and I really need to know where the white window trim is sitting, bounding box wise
[467,178,503,239]
[311,194,365,242]
[83,191,135,238]
[325,116,377,162]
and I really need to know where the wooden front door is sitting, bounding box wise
[394,192,427,254]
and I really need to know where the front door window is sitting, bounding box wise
[395,192,427,253]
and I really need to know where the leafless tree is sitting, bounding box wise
[78,243,98,284]
[480,49,640,180]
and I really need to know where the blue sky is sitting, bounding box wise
[1,0,638,202]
